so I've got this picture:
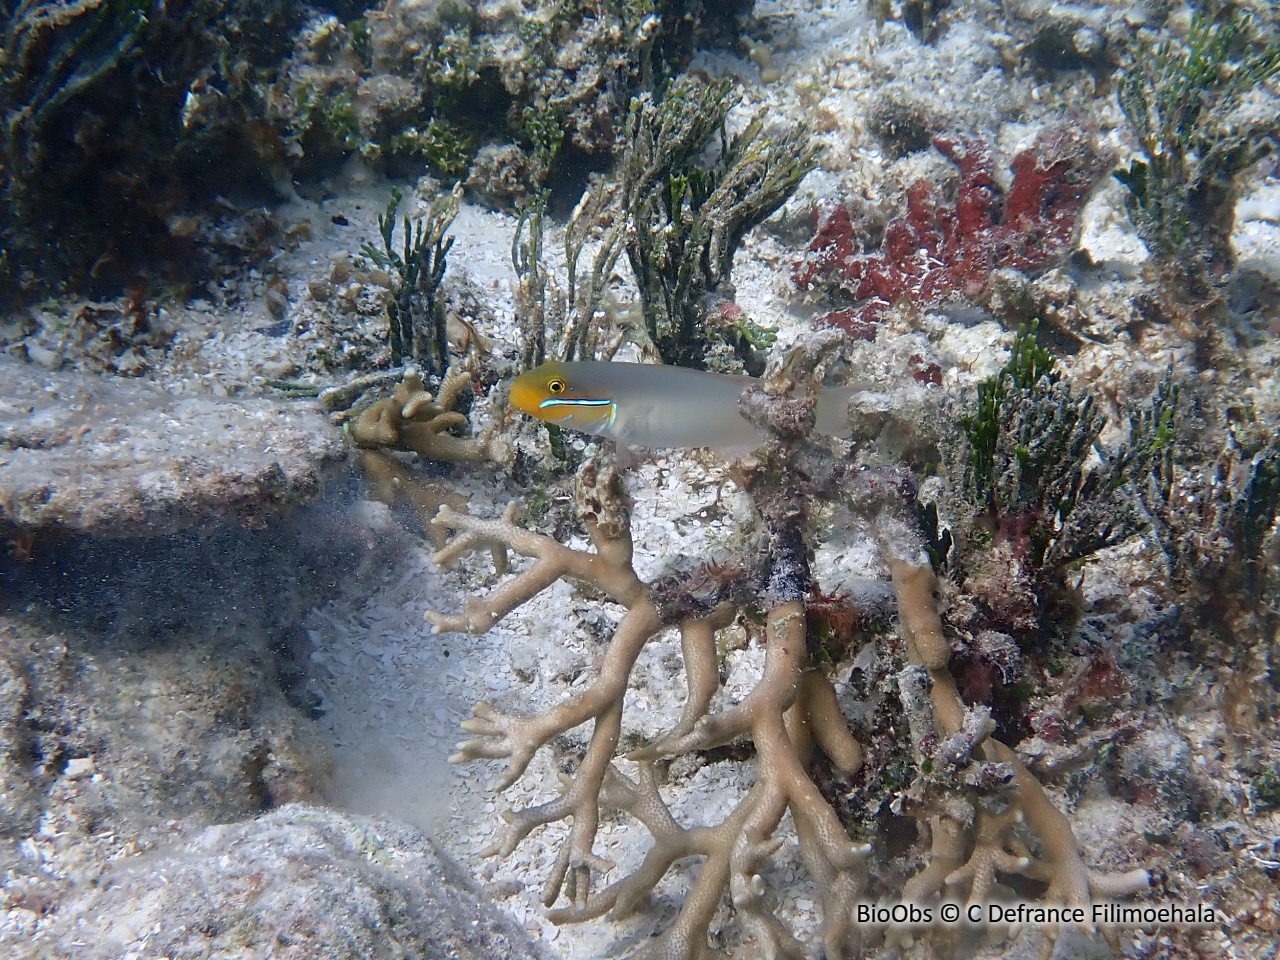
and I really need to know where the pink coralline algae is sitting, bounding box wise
[793,127,1109,333]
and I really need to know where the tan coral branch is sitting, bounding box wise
[882,528,1150,921]
[444,595,662,790]
[427,500,648,634]
[433,455,871,956]
[627,603,736,761]
[349,367,492,463]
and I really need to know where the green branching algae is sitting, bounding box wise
[944,327,1172,635]
[1,0,148,238]
[1,0,148,172]
[957,323,1057,509]
[360,184,462,375]
[622,78,819,369]
[514,78,815,371]
[1116,8,1280,283]
[1143,418,1280,610]
[511,194,551,371]
[386,119,476,179]
[518,103,566,175]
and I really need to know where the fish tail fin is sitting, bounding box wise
[815,384,868,439]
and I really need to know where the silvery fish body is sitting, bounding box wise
[508,361,857,452]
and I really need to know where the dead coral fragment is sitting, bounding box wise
[793,127,1108,331]
[347,367,490,464]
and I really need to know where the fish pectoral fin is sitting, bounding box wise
[709,443,761,462]
[612,442,645,470]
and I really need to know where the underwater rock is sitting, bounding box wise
[0,615,328,845]
[0,0,307,294]
[29,804,550,960]
[0,356,348,537]
[0,609,335,954]
[0,646,40,840]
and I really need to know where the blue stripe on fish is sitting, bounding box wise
[539,398,614,408]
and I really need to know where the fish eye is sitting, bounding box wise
[548,378,566,394]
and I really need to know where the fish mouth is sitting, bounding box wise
[508,375,543,418]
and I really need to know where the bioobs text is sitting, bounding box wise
[856,903,934,924]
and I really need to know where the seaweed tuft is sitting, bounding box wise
[360,184,462,376]
[623,78,819,370]
[942,328,1171,641]
[1115,9,1280,287]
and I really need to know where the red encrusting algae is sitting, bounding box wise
[793,126,1110,334]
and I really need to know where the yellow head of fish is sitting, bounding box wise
[508,361,618,438]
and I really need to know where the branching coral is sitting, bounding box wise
[792,127,1108,334]
[880,521,1150,918]
[347,366,490,464]
[426,338,1148,957]
[429,450,872,958]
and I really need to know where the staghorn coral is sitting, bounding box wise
[880,522,1149,916]
[429,456,870,959]
[425,337,1147,957]
[792,127,1109,335]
